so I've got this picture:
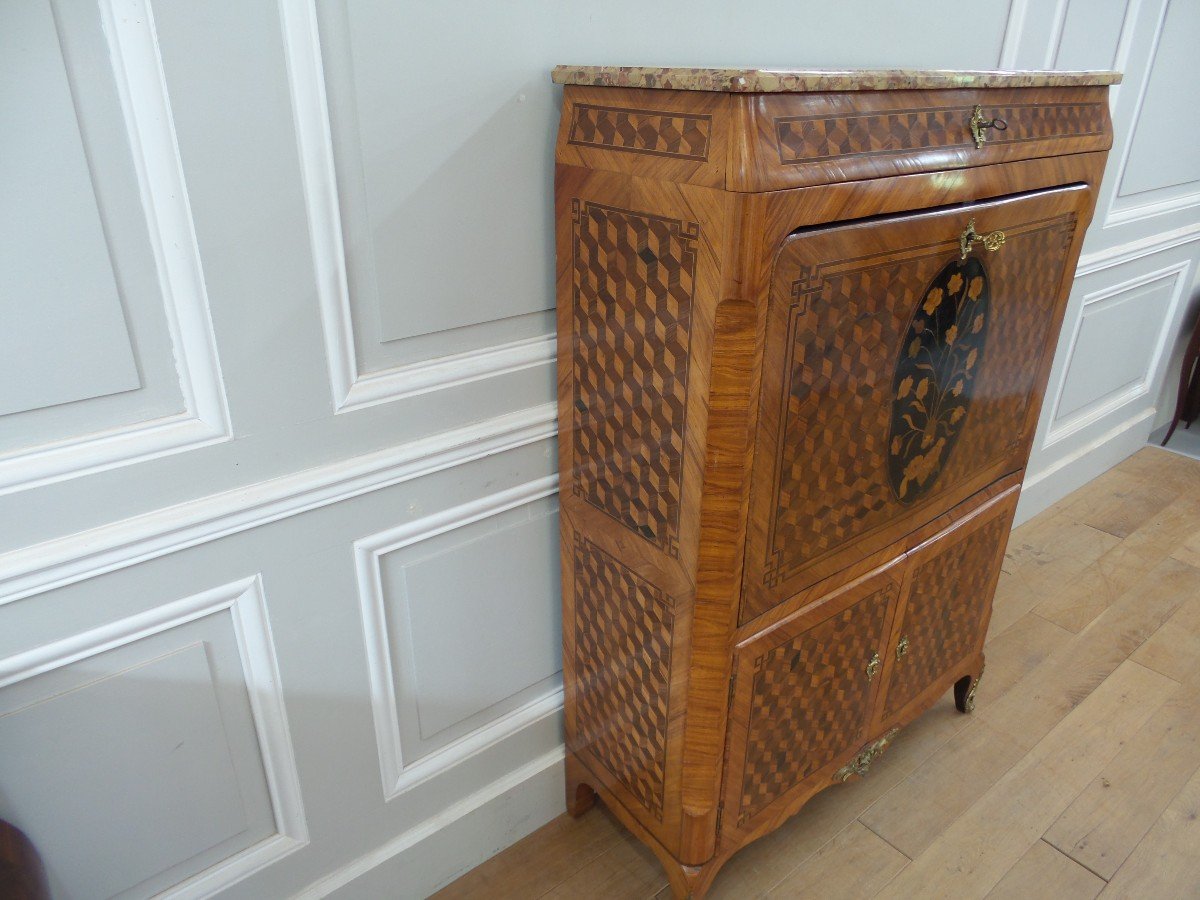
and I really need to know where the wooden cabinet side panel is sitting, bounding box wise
[555,162,738,856]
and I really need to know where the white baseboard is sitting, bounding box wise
[1016,408,1156,524]
[295,746,566,899]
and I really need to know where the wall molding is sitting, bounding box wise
[1101,0,1200,229]
[1043,0,1072,68]
[294,744,565,899]
[1044,260,1193,447]
[997,0,1029,67]
[0,0,232,497]
[1076,220,1200,275]
[355,475,561,801]
[0,575,307,898]
[0,402,557,606]
[277,0,554,414]
[343,334,557,414]
[1019,407,1157,523]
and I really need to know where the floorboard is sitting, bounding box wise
[433,448,1200,899]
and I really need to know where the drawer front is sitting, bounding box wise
[734,86,1111,191]
[722,566,900,836]
[879,486,1018,723]
[740,184,1089,623]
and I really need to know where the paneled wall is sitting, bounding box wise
[0,1,1195,897]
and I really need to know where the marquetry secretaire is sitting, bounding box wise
[553,65,1120,898]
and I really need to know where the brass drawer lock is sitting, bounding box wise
[960,218,1006,259]
[969,104,1009,148]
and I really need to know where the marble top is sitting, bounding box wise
[552,66,1122,93]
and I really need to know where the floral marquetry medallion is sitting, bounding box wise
[887,256,990,503]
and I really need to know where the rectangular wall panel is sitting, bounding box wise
[1055,276,1175,421]
[0,578,305,899]
[357,478,563,799]
[394,500,561,740]
[0,644,248,898]
[0,0,140,416]
[1117,0,1200,199]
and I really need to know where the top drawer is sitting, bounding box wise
[730,86,1112,191]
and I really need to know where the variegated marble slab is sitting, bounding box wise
[551,66,1122,93]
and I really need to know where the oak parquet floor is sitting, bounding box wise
[435,447,1200,900]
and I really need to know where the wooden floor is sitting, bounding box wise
[436,448,1200,900]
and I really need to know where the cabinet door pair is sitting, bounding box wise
[722,486,1018,840]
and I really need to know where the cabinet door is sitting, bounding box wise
[741,184,1089,623]
[721,565,901,839]
[877,485,1019,726]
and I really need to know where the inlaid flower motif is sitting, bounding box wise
[923,288,943,315]
[887,256,990,502]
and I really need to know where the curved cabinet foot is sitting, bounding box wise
[662,851,730,900]
[954,661,985,713]
[565,753,596,818]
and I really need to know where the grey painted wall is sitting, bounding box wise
[0,1,1196,897]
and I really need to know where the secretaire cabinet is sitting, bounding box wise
[552,65,1119,898]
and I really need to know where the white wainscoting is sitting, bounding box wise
[0,576,306,898]
[0,0,230,496]
[355,475,562,800]
[5,0,1198,897]
[1045,261,1192,445]
[1020,231,1200,521]
[277,0,556,414]
[0,402,555,606]
[1102,0,1200,228]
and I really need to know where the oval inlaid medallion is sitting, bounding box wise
[887,256,990,503]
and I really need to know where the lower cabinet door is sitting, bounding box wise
[721,565,901,838]
[877,485,1020,726]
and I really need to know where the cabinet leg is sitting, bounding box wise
[663,854,729,899]
[954,662,985,713]
[565,753,596,818]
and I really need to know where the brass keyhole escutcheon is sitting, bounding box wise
[960,218,1006,259]
[896,636,910,661]
[969,104,1008,148]
[866,651,881,681]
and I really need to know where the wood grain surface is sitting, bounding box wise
[552,79,1116,896]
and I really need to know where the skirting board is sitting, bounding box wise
[295,747,566,899]
[1015,408,1156,524]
